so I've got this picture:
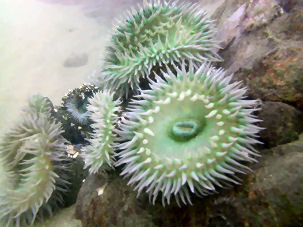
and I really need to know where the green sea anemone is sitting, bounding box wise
[96,0,221,97]
[0,94,70,226]
[115,62,262,206]
[82,90,121,174]
[62,84,99,125]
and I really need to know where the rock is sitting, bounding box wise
[215,0,283,49]
[75,174,105,227]
[269,5,303,40]
[258,101,303,148]
[215,2,247,49]
[215,0,303,110]
[244,134,303,226]
[239,46,303,110]
[63,53,88,68]
[190,134,303,227]
[75,173,155,227]
[74,135,303,226]
[214,0,277,73]
[241,0,282,32]
[276,0,303,12]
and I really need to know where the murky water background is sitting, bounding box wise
[0,0,138,134]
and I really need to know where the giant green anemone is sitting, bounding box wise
[0,94,70,226]
[115,63,262,206]
[82,90,121,174]
[96,0,221,97]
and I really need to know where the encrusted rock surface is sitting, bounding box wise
[215,0,303,110]
[246,134,303,226]
[258,101,303,148]
[75,135,303,227]
[75,173,155,227]
[239,46,303,110]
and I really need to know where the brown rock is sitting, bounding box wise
[258,101,303,148]
[245,134,303,226]
[240,46,303,110]
[75,173,155,227]
[75,134,303,226]
[150,135,303,227]
[215,0,303,110]
[214,0,277,73]
[241,0,282,31]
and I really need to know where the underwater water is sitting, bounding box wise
[1,0,302,226]
[0,0,139,134]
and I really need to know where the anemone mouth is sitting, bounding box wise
[170,119,203,142]
[74,98,89,114]
[116,62,262,206]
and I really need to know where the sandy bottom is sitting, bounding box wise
[0,0,223,134]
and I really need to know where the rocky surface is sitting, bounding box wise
[215,0,303,110]
[75,173,155,227]
[75,134,303,227]
[258,101,303,148]
[246,135,303,226]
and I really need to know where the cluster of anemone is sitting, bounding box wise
[0,95,70,226]
[0,1,261,220]
[85,0,263,206]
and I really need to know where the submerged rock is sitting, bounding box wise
[241,46,303,110]
[75,173,155,227]
[75,135,303,226]
[245,135,303,226]
[215,0,303,110]
[258,101,303,148]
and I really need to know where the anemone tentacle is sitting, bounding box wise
[95,0,221,97]
[82,90,121,174]
[115,62,262,206]
[0,95,70,226]
[62,84,99,125]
